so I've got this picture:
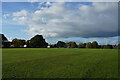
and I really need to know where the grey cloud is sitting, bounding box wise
[12,2,118,38]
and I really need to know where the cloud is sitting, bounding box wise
[86,0,119,2]
[12,2,118,38]
[28,0,38,2]
[13,10,28,17]
[13,16,28,24]
[12,10,29,24]
[3,14,10,19]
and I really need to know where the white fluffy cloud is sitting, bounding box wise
[12,2,118,38]
[13,10,28,17]
[12,10,28,24]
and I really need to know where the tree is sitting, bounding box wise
[1,34,8,41]
[78,43,84,48]
[65,42,70,48]
[118,44,120,49]
[29,35,48,48]
[1,34,10,48]
[71,42,78,48]
[68,41,78,48]
[83,43,86,48]
[52,44,57,48]
[12,39,26,47]
[56,41,66,48]
[86,42,92,48]
[26,40,30,47]
[103,44,113,49]
[92,41,99,48]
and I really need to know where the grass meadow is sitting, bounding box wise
[2,48,118,78]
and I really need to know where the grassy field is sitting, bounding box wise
[2,48,118,78]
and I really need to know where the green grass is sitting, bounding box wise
[2,48,118,78]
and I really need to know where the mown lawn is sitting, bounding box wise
[2,48,118,78]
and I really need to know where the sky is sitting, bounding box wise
[2,2,119,45]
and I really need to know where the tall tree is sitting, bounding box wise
[29,35,48,48]
[68,41,78,48]
[56,41,66,48]
[1,34,8,41]
[86,42,92,48]
[92,41,99,48]
[1,34,10,48]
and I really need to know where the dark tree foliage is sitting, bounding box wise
[0,34,10,48]
[78,43,84,48]
[49,44,57,48]
[98,45,102,48]
[103,44,113,49]
[0,34,1,47]
[78,43,86,48]
[1,34,119,49]
[118,44,120,49]
[53,44,57,48]
[86,42,92,48]
[2,42,11,48]
[1,34,8,41]
[26,40,30,47]
[12,39,26,47]
[56,41,66,48]
[29,35,48,48]
[83,43,86,48]
[65,42,70,48]
[71,42,78,48]
[112,45,117,49]
[67,41,78,48]
[92,41,99,48]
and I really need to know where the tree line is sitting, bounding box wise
[50,41,119,49]
[1,34,120,49]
